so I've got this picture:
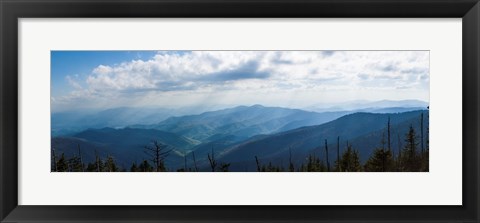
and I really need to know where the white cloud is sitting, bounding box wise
[53,51,429,111]
[65,74,82,89]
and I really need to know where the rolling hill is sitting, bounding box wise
[51,107,175,136]
[52,127,198,169]
[138,105,351,142]
[51,104,429,172]
[215,110,428,171]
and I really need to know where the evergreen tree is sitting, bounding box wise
[340,145,352,171]
[340,145,362,172]
[420,113,424,154]
[139,160,153,172]
[364,148,394,172]
[69,155,84,172]
[399,125,421,171]
[300,154,326,172]
[298,163,305,172]
[86,162,97,172]
[56,153,68,172]
[351,150,363,172]
[104,156,118,172]
[288,147,295,172]
[420,112,429,172]
[306,155,316,172]
[423,125,430,171]
[94,150,103,172]
[365,120,395,172]
[219,162,231,172]
[264,162,282,172]
[130,162,140,172]
[93,157,105,172]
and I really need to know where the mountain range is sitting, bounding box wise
[51,100,428,137]
[52,103,429,171]
[216,110,428,171]
[305,99,428,112]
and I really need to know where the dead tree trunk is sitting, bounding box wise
[184,151,187,171]
[192,151,198,172]
[325,139,330,171]
[337,136,340,172]
[144,140,171,172]
[52,147,58,172]
[397,133,402,170]
[95,150,100,172]
[289,147,294,172]
[421,112,424,154]
[207,148,217,172]
[382,133,386,172]
[77,144,84,172]
[255,156,261,172]
[388,117,391,152]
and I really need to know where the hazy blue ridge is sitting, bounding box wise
[216,110,428,171]
[51,104,429,171]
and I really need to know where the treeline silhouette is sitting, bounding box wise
[51,112,428,172]
[254,113,429,172]
[51,145,121,172]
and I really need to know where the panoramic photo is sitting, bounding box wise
[51,50,429,172]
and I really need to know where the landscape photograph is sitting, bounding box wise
[51,50,429,172]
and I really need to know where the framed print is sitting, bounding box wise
[1,0,479,222]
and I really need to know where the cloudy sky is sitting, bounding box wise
[51,50,429,112]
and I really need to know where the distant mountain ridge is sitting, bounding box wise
[305,99,428,112]
[51,107,175,136]
[134,105,352,142]
[51,100,428,137]
[215,110,428,171]
[51,103,429,171]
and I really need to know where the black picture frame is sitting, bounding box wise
[1,0,479,222]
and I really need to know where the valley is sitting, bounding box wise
[51,103,429,172]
